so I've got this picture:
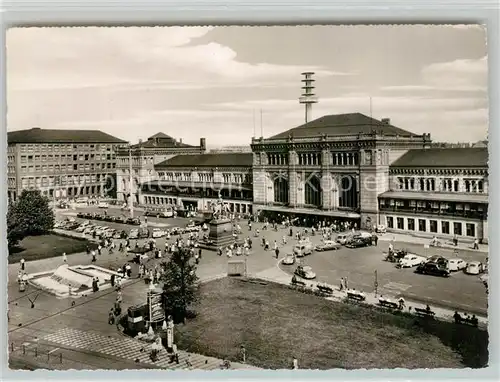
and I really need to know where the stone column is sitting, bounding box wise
[288,150,298,207]
[321,149,332,210]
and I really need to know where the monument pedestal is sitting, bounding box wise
[208,218,240,248]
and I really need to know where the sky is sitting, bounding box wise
[7,25,488,147]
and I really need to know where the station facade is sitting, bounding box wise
[139,153,254,215]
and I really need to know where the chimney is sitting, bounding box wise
[381,118,390,125]
[200,137,206,152]
[179,138,183,144]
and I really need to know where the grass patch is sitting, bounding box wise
[174,277,488,369]
[8,234,97,264]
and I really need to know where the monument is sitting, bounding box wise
[206,192,240,248]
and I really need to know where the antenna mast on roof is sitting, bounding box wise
[260,109,263,138]
[253,109,256,138]
[369,96,374,133]
[299,72,318,124]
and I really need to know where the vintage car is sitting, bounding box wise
[465,261,484,275]
[126,218,141,226]
[415,262,450,277]
[448,258,467,272]
[336,234,350,245]
[398,254,426,268]
[293,240,314,257]
[129,229,139,239]
[282,254,296,265]
[98,202,109,209]
[375,225,387,234]
[346,237,371,249]
[294,265,316,280]
[315,240,342,252]
[152,228,165,238]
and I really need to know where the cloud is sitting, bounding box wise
[421,56,488,90]
[7,27,347,92]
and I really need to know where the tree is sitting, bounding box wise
[159,246,199,323]
[7,189,55,249]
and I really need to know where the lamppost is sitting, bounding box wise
[374,269,378,297]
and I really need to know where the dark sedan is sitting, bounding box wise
[415,262,450,277]
[346,238,371,248]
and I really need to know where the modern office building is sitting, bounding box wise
[115,133,206,205]
[7,127,127,201]
[250,112,431,229]
[378,147,489,243]
[139,153,254,214]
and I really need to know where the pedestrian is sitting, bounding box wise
[108,308,115,325]
[293,358,299,370]
[91,251,97,263]
[275,247,280,259]
[62,252,67,263]
[126,264,132,278]
[20,258,25,271]
[282,236,287,245]
[98,244,102,256]
[198,248,202,259]
[339,277,344,291]
[344,276,349,290]
[398,297,405,310]
[245,246,250,256]
[473,238,479,250]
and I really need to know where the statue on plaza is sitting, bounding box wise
[211,190,229,220]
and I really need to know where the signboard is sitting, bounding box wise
[147,292,165,322]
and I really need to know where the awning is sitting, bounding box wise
[258,205,361,219]
[378,191,488,204]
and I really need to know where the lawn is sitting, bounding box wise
[8,234,97,264]
[174,277,488,370]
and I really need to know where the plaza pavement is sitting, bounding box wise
[8,216,488,370]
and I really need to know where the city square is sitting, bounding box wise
[6,25,490,371]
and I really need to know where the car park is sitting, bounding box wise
[294,265,316,280]
[415,262,450,277]
[465,261,484,275]
[398,254,426,268]
[315,240,342,252]
[282,254,296,265]
[448,258,467,272]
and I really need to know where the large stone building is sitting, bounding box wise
[115,133,206,205]
[7,127,126,201]
[139,153,254,214]
[250,113,431,229]
[378,147,489,243]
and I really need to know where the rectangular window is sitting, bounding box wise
[418,219,426,232]
[407,218,415,231]
[386,217,394,229]
[429,220,438,233]
[397,217,404,230]
[441,221,450,234]
[466,223,475,237]
[73,164,78,170]
[454,222,462,236]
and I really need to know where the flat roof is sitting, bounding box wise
[156,153,253,168]
[8,128,127,144]
[378,191,488,204]
[391,147,488,168]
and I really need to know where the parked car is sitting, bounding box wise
[293,240,314,257]
[138,227,150,239]
[152,228,165,238]
[375,225,387,233]
[126,218,141,226]
[398,254,426,268]
[465,261,484,275]
[426,255,449,268]
[415,262,450,277]
[346,237,371,248]
[282,254,296,265]
[315,240,342,252]
[448,258,467,272]
[114,216,126,224]
[75,225,87,233]
[98,202,109,209]
[129,229,139,239]
[336,234,350,245]
[294,265,316,280]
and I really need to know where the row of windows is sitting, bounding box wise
[18,143,116,153]
[118,157,155,165]
[7,155,15,164]
[380,199,485,211]
[157,172,248,183]
[20,174,109,188]
[386,216,476,237]
[20,153,114,163]
[268,154,288,166]
[20,163,115,173]
[396,177,485,193]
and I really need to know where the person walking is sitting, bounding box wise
[275,247,280,259]
[473,238,479,250]
[62,252,67,263]
[20,258,25,271]
[91,250,97,263]
[339,277,345,291]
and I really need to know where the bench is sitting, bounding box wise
[454,314,479,327]
[414,307,435,318]
[378,299,399,310]
[316,285,334,295]
[347,292,366,302]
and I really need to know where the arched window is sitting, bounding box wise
[339,175,358,209]
[274,176,289,204]
[305,174,321,207]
